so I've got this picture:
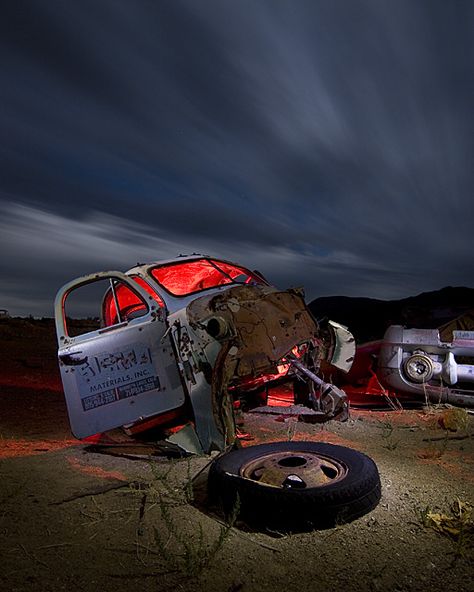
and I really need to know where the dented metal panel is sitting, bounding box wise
[55,272,184,438]
[326,321,356,372]
[186,285,320,375]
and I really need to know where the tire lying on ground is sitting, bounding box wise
[208,440,381,531]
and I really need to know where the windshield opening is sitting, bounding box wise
[150,258,266,297]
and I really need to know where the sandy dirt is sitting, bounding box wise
[0,318,473,591]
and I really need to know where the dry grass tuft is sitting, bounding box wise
[420,499,474,560]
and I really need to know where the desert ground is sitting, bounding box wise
[0,318,473,591]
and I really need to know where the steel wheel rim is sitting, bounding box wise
[240,449,347,489]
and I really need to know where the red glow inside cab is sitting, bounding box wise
[102,258,265,326]
[102,277,164,326]
[150,258,265,296]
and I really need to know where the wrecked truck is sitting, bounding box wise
[341,320,474,409]
[378,325,474,407]
[55,256,381,529]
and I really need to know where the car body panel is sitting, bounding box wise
[55,272,184,438]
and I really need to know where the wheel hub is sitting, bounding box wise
[240,450,346,488]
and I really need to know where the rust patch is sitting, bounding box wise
[187,284,321,378]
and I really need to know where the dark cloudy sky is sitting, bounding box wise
[1,1,473,317]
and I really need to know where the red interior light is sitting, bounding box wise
[151,258,264,297]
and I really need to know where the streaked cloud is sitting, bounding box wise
[0,1,472,315]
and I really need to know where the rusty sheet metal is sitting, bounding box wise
[187,284,321,378]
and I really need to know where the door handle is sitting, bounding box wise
[59,353,88,366]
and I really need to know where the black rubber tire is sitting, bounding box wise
[208,441,381,532]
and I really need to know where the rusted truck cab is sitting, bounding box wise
[55,256,355,453]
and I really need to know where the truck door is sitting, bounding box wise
[54,272,184,439]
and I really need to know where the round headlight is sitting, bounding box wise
[403,353,434,383]
[206,316,229,340]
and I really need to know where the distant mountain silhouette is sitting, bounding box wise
[309,286,474,343]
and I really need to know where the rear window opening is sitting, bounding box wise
[150,258,265,297]
[102,280,149,326]
[130,275,165,308]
